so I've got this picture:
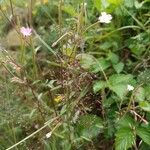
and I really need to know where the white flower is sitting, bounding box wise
[98,12,112,24]
[81,2,87,7]
[127,85,134,91]
[46,132,52,139]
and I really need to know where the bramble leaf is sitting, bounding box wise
[117,114,136,128]
[108,74,134,98]
[115,127,135,150]
[137,126,150,145]
[110,84,127,99]
[93,81,107,93]
[139,101,150,112]
[76,114,103,140]
[135,87,145,102]
[113,62,124,74]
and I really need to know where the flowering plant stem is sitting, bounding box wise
[20,35,25,64]
[84,21,100,32]
[30,37,38,79]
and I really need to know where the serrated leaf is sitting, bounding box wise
[93,81,107,93]
[139,101,150,112]
[103,97,115,108]
[115,127,135,150]
[138,69,150,85]
[109,74,133,85]
[110,84,127,99]
[92,58,111,73]
[76,114,103,139]
[109,74,133,99]
[117,114,136,128]
[113,62,124,74]
[135,87,145,102]
[107,52,119,64]
[129,43,144,56]
[76,54,95,70]
[137,126,150,145]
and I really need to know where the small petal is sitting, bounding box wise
[20,27,32,37]
[81,2,87,6]
[46,132,52,139]
[54,95,64,103]
[127,85,134,91]
[98,12,112,24]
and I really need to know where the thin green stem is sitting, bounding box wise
[30,37,38,79]
[20,36,25,64]
[84,21,100,32]
[1,62,15,77]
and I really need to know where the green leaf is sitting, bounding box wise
[139,101,150,112]
[124,0,134,8]
[91,58,111,73]
[103,97,115,108]
[62,5,77,17]
[139,142,150,150]
[138,69,150,85]
[137,126,150,145]
[110,84,127,99]
[108,0,123,5]
[129,43,144,56]
[76,54,95,70]
[93,0,101,12]
[109,74,133,99]
[135,87,145,102]
[76,114,103,140]
[115,127,135,150]
[107,52,119,64]
[113,62,124,74]
[109,74,133,85]
[93,81,107,93]
[98,58,111,70]
[117,114,136,128]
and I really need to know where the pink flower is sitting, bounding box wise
[20,27,32,37]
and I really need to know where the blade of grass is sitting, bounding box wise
[122,6,146,31]
[86,25,142,42]
[34,30,57,56]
